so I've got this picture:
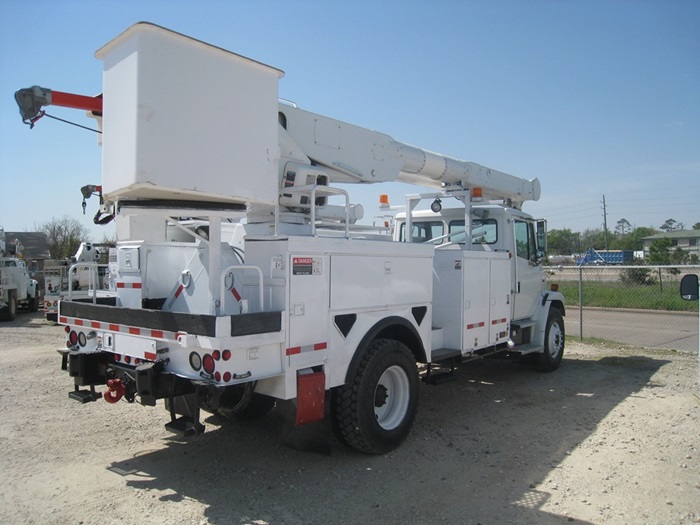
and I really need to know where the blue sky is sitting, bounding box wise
[1,0,698,243]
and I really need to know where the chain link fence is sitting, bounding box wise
[545,265,699,352]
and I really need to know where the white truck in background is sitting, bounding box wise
[0,227,40,321]
[15,23,565,454]
[43,242,114,322]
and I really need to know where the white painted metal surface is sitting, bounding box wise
[96,22,283,206]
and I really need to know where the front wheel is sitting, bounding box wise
[332,339,419,454]
[28,291,39,312]
[538,308,565,372]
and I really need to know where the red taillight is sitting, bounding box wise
[222,349,231,361]
[223,371,232,382]
[69,331,78,345]
[202,354,215,375]
[212,350,221,361]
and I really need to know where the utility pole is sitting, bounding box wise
[602,195,609,251]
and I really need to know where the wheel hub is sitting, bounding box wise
[374,384,389,408]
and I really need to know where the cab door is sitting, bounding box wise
[512,219,543,320]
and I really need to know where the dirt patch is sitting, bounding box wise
[1,312,698,524]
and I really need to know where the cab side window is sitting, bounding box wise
[514,220,537,262]
[399,221,444,243]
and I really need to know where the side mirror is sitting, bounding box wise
[536,220,547,254]
[680,274,699,301]
[535,248,546,265]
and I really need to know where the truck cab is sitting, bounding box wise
[393,202,550,323]
[0,257,39,320]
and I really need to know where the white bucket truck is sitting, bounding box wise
[0,227,40,320]
[15,23,564,454]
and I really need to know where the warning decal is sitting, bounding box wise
[292,257,322,276]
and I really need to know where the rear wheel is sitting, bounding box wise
[332,339,419,454]
[0,292,17,321]
[538,308,565,372]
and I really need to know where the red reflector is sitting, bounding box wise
[124,356,131,364]
[64,326,70,333]
[314,342,327,351]
[145,351,157,361]
[286,347,301,356]
[215,371,221,382]
[223,371,232,382]
[222,349,231,361]
[212,350,221,361]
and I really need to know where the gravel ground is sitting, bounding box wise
[1,311,698,525]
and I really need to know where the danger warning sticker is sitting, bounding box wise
[293,257,322,276]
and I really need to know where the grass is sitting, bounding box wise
[554,281,698,312]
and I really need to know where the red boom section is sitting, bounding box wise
[15,86,103,128]
[51,91,103,113]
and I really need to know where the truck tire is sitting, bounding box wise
[28,291,39,312]
[332,339,419,454]
[1,292,17,321]
[538,308,565,372]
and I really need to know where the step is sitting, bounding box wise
[511,343,544,355]
[431,347,462,362]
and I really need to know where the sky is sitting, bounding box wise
[1,0,698,244]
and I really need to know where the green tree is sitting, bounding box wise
[617,226,657,251]
[660,218,684,232]
[36,215,90,259]
[547,228,579,255]
[580,228,606,250]
[614,218,632,236]
[693,222,700,230]
[647,237,671,265]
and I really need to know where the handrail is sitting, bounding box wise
[67,262,108,303]
[279,184,351,238]
[220,265,264,314]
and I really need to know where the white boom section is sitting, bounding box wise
[279,104,540,207]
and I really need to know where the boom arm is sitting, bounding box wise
[15,86,103,128]
[14,84,538,207]
[279,104,540,207]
